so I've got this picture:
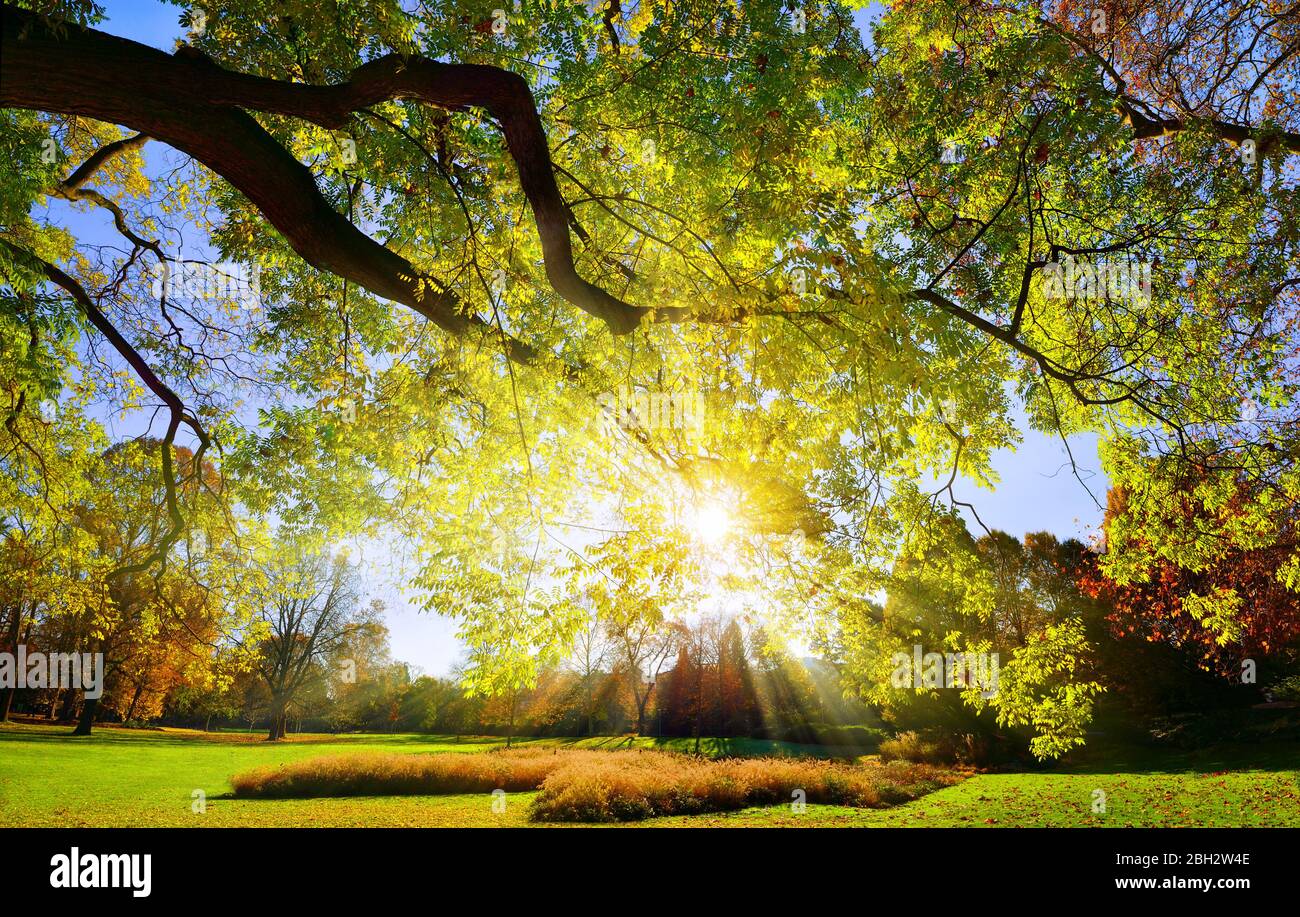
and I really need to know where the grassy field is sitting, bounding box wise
[1,722,1296,827]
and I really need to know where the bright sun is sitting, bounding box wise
[690,500,733,545]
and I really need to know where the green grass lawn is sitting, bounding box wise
[1,722,1296,827]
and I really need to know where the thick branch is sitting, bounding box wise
[59,131,150,192]
[1042,14,1300,155]
[1,4,645,340]
[1117,98,1300,154]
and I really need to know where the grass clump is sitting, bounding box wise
[231,747,568,798]
[528,752,961,822]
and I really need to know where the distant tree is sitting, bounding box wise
[606,615,680,736]
[678,616,726,753]
[715,618,760,737]
[565,607,611,737]
[245,547,368,740]
[402,675,466,734]
[324,603,395,730]
[167,677,242,732]
[656,644,696,738]
[750,640,820,742]
[839,519,1105,759]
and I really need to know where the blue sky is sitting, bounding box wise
[51,1,1111,675]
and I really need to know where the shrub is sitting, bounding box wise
[1268,674,1300,703]
[767,724,888,747]
[1148,707,1300,747]
[118,720,162,731]
[878,730,998,765]
[879,731,945,764]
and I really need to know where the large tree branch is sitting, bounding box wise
[1117,97,1300,155]
[1,4,647,343]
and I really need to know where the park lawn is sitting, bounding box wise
[0,723,874,827]
[1,722,1296,827]
[0,723,538,827]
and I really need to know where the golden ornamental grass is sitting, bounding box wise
[529,753,959,822]
[229,747,960,821]
[229,747,568,798]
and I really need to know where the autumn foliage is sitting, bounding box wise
[1078,489,1300,678]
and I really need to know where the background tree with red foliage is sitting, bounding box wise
[1080,488,1300,683]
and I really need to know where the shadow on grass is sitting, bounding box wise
[0,723,207,746]
[438,733,875,759]
[1058,739,1300,776]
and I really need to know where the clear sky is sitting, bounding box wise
[50,1,1111,676]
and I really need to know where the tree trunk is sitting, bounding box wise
[692,666,704,755]
[72,696,97,736]
[718,656,726,737]
[124,681,143,722]
[0,605,21,722]
[266,697,288,740]
[71,638,103,736]
[635,684,654,736]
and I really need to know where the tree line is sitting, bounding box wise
[7,451,1295,757]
